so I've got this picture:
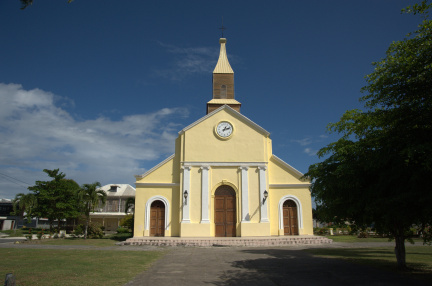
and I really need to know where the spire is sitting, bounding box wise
[207,38,240,114]
[213,38,234,74]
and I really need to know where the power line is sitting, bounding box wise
[0,172,31,189]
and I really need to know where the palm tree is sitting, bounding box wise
[124,197,135,233]
[12,193,37,224]
[78,182,107,239]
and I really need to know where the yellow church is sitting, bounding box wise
[133,37,313,238]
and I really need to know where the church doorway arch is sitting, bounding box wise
[214,185,236,237]
[283,200,299,235]
[150,200,165,237]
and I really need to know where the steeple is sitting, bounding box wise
[207,38,241,114]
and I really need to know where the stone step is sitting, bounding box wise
[123,236,332,247]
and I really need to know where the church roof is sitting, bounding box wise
[207,98,241,105]
[213,38,234,74]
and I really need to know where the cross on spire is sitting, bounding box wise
[219,17,226,37]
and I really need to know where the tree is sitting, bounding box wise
[78,182,107,239]
[124,197,135,233]
[28,169,81,232]
[20,0,73,10]
[305,1,432,269]
[12,192,37,223]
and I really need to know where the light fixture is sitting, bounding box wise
[184,190,188,205]
[263,190,268,204]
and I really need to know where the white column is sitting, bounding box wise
[200,166,210,223]
[240,166,250,222]
[181,166,191,223]
[258,166,269,222]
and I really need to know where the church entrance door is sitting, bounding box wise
[150,200,165,237]
[283,200,299,235]
[215,185,236,237]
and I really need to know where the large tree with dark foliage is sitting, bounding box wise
[28,169,81,231]
[305,1,432,269]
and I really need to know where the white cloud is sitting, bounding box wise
[0,83,188,198]
[304,148,318,156]
[155,42,218,80]
[291,137,313,146]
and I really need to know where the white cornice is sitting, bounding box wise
[135,183,180,187]
[135,154,175,179]
[182,161,267,168]
[178,105,270,137]
[269,183,311,188]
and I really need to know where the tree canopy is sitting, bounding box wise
[305,1,432,269]
[27,169,81,231]
[78,182,107,239]
[20,0,73,10]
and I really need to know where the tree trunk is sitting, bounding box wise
[84,218,89,239]
[394,235,407,269]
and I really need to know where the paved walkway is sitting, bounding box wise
[124,244,420,286]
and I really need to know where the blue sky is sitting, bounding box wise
[0,0,421,199]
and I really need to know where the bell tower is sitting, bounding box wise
[207,38,241,114]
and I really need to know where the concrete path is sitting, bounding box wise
[124,245,419,286]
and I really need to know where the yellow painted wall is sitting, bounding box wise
[182,110,269,163]
[269,187,313,235]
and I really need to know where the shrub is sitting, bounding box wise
[357,231,369,238]
[87,222,104,239]
[74,225,84,236]
[120,215,134,230]
[117,227,130,234]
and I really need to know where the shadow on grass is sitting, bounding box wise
[207,248,430,286]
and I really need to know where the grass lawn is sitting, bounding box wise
[0,248,163,286]
[324,235,424,244]
[306,246,432,282]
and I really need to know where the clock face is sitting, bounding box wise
[216,122,233,138]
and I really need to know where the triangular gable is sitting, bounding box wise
[271,155,305,179]
[179,105,270,137]
[135,154,175,179]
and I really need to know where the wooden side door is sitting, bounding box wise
[215,186,236,237]
[283,200,299,235]
[150,200,165,237]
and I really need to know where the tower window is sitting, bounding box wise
[220,85,227,98]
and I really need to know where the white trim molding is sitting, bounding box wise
[136,183,180,187]
[258,166,269,223]
[145,196,170,231]
[181,166,191,223]
[278,195,303,230]
[239,166,250,222]
[200,166,210,223]
[182,161,267,168]
[269,183,311,188]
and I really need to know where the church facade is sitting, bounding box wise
[133,38,313,238]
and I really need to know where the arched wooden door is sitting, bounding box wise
[283,200,299,235]
[215,185,236,237]
[150,200,165,237]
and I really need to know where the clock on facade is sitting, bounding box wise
[216,121,233,138]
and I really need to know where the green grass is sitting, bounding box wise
[306,246,432,282]
[324,235,424,243]
[0,248,163,286]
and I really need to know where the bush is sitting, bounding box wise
[357,231,369,238]
[87,222,104,239]
[74,225,84,236]
[120,215,134,230]
[314,227,329,235]
[117,227,130,234]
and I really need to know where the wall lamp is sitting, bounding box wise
[263,190,268,204]
[184,190,188,205]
